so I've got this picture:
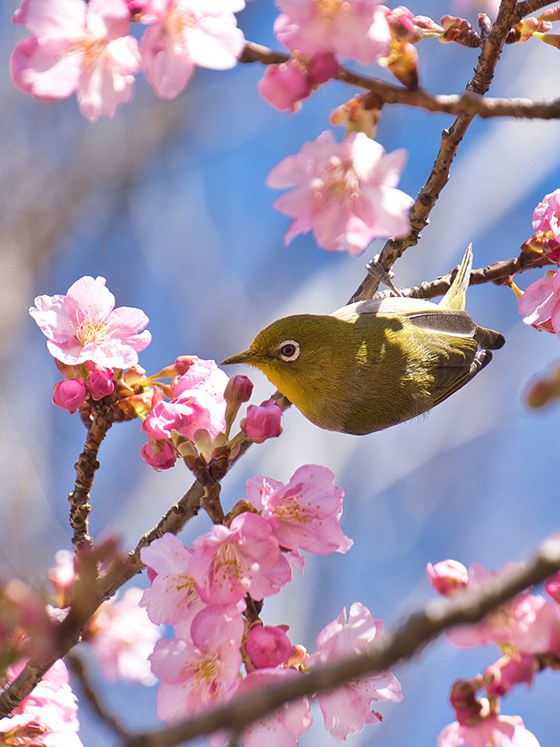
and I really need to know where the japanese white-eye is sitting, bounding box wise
[222,247,505,435]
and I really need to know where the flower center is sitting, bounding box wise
[168,7,197,49]
[313,157,359,207]
[74,310,112,346]
[194,652,221,689]
[316,0,345,21]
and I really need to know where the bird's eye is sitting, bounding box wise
[277,340,300,362]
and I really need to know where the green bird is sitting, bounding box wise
[222,246,505,435]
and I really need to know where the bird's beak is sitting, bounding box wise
[221,349,253,366]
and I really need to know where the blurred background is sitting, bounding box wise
[2,0,560,744]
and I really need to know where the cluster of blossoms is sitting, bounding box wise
[0,543,162,745]
[428,559,560,747]
[29,276,284,474]
[0,659,82,747]
[10,0,246,121]
[140,465,402,743]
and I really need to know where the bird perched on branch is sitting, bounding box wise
[222,246,505,434]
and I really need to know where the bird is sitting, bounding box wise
[221,246,505,435]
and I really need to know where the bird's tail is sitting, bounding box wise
[439,244,473,311]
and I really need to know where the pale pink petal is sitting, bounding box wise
[11,37,81,99]
[187,17,244,69]
[13,0,86,37]
[142,22,195,98]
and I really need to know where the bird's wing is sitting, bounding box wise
[333,301,477,339]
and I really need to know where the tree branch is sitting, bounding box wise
[241,41,560,120]
[124,534,560,747]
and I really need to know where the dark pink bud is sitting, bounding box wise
[258,61,312,112]
[53,378,87,414]
[241,400,283,443]
[307,53,339,84]
[245,624,295,668]
[86,368,115,400]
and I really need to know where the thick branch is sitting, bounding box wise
[125,535,560,747]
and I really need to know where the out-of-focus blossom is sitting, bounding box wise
[0,659,83,746]
[140,0,245,99]
[267,130,412,255]
[258,59,312,111]
[427,559,469,595]
[87,587,162,685]
[307,602,402,740]
[30,276,151,369]
[245,623,295,669]
[274,0,391,64]
[440,561,560,655]
[140,533,206,627]
[438,712,540,747]
[189,512,292,605]
[246,464,352,554]
[241,400,283,443]
[212,669,312,747]
[47,550,76,609]
[10,0,141,121]
[150,606,243,721]
[52,378,87,413]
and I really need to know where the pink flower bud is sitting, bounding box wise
[52,378,87,414]
[307,52,339,84]
[245,624,295,669]
[241,400,283,443]
[545,571,560,602]
[141,440,177,471]
[224,375,253,405]
[426,559,468,596]
[258,61,312,112]
[86,368,115,400]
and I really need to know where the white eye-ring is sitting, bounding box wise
[277,339,300,362]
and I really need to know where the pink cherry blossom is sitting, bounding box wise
[241,400,283,443]
[140,533,206,627]
[245,623,295,668]
[442,561,560,653]
[307,602,402,741]
[189,512,292,605]
[140,0,245,100]
[213,669,312,747]
[438,713,540,747]
[52,378,87,413]
[85,368,115,400]
[246,464,353,554]
[0,659,83,747]
[427,559,469,596]
[267,130,413,255]
[533,188,560,238]
[30,276,151,369]
[150,606,243,721]
[518,269,560,336]
[141,438,178,470]
[10,0,141,121]
[274,0,391,64]
[87,587,162,684]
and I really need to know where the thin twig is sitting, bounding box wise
[351,0,525,302]
[241,41,560,120]
[123,535,560,747]
[66,652,131,740]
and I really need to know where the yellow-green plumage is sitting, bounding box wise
[222,247,505,435]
